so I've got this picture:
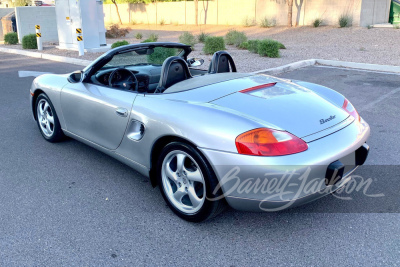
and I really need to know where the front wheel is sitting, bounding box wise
[35,93,65,142]
[157,142,226,222]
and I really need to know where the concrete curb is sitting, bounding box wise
[315,59,400,74]
[0,47,91,66]
[252,59,316,75]
[254,59,400,75]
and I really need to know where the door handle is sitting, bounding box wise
[115,108,128,117]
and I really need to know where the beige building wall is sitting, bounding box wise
[103,0,390,27]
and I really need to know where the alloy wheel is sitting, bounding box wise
[161,150,206,214]
[37,99,55,137]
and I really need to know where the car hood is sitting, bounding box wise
[210,79,349,138]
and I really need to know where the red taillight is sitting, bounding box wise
[235,128,308,156]
[342,99,360,122]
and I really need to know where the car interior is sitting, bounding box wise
[88,47,237,94]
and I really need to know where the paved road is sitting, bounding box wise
[0,52,399,266]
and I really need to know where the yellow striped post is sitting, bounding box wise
[35,25,42,51]
[76,28,84,56]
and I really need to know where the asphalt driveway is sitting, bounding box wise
[0,52,399,266]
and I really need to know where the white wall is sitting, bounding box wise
[15,6,58,43]
[360,0,392,26]
[0,8,13,19]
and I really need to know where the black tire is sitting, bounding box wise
[35,93,65,143]
[157,142,226,222]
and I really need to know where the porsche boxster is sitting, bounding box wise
[30,42,370,222]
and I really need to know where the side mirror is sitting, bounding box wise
[68,70,84,83]
[187,58,205,67]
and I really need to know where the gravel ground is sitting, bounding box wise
[2,25,400,72]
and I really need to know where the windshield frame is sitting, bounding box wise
[82,42,192,82]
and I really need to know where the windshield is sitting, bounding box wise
[102,47,183,69]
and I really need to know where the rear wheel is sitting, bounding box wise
[35,93,65,142]
[157,142,225,222]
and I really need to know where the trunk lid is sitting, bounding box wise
[210,81,349,138]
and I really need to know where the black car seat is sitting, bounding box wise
[156,56,192,93]
[208,51,237,74]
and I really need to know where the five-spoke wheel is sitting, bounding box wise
[37,99,55,137]
[162,151,206,214]
[157,142,225,222]
[35,93,65,142]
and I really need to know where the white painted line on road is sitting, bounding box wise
[359,87,400,112]
[18,71,53,78]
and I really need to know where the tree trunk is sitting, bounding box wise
[203,0,209,25]
[194,0,199,26]
[112,0,123,25]
[288,0,293,27]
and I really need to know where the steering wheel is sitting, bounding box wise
[108,68,138,91]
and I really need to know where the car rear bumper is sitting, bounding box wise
[199,118,370,212]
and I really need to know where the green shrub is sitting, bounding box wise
[395,24,400,29]
[131,20,138,25]
[111,40,129,49]
[242,16,256,27]
[203,36,226,55]
[258,39,280,58]
[197,32,209,43]
[313,18,323,28]
[239,41,249,50]
[247,40,260,53]
[147,47,177,65]
[135,32,143,39]
[275,40,286,49]
[22,34,37,49]
[339,14,352,28]
[225,30,247,47]
[4,32,18,45]
[179,31,196,48]
[260,17,276,28]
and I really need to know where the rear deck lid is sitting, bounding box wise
[211,81,349,138]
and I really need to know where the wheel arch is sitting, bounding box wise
[149,135,204,187]
[32,89,45,120]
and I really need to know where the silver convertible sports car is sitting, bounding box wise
[30,42,370,222]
